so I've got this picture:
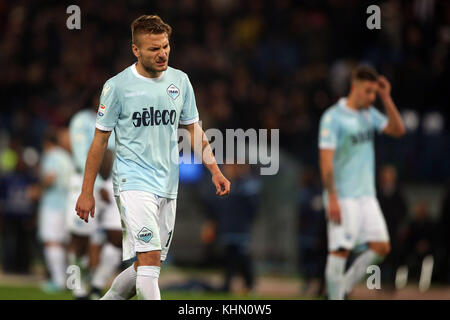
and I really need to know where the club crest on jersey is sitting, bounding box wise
[137,227,153,243]
[167,84,180,100]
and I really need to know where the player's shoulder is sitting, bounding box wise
[166,66,187,77]
[72,109,94,121]
[166,66,190,82]
[49,147,69,162]
[44,147,59,162]
[107,64,131,82]
[320,100,342,122]
[70,109,95,128]
[366,105,380,114]
[55,146,71,159]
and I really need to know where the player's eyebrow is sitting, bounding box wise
[149,42,169,50]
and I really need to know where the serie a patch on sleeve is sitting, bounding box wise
[98,104,107,116]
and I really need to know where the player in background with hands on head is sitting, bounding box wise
[75,15,230,300]
[319,66,405,300]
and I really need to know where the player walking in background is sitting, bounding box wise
[87,147,124,300]
[66,96,122,299]
[37,129,73,292]
[319,66,405,300]
[75,15,230,300]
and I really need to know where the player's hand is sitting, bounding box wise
[212,172,231,196]
[377,75,391,99]
[327,193,341,224]
[75,192,95,223]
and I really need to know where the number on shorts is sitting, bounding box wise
[165,230,173,247]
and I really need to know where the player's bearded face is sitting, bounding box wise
[356,81,378,109]
[134,33,170,74]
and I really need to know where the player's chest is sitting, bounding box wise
[120,83,183,127]
[340,116,374,145]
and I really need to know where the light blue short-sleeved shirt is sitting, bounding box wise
[39,147,74,213]
[318,97,388,198]
[96,63,199,199]
[69,109,116,189]
[69,109,97,173]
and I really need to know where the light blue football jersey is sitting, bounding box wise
[318,97,388,198]
[69,109,116,188]
[39,146,74,213]
[96,63,199,199]
[69,109,97,173]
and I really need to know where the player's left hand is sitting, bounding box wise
[212,172,231,196]
[377,75,391,99]
[75,192,95,223]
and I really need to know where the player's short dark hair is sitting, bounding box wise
[351,65,379,82]
[131,15,172,45]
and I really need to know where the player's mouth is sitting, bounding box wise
[156,60,166,66]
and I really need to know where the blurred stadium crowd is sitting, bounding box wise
[0,0,449,297]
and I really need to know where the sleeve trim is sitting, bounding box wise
[179,115,199,125]
[378,119,389,133]
[319,142,336,150]
[96,123,114,131]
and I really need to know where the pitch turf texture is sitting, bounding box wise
[0,285,309,300]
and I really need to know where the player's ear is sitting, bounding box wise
[132,43,140,58]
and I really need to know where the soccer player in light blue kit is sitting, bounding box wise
[319,66,405,299]
[75,15,231,300]
[38,129,74,291]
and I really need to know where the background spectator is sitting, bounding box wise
[202,163,261,294]
[377,164,408,286]
[0,142,38,274]
[297,168,327,298]
[402,201,438,280]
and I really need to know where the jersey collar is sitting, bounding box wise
[131,63,166,83]
[338,97,360,115]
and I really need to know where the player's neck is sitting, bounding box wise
[346,95,360,111]
[136,61,163,79]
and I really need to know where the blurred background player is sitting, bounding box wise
[376,164,408,288]
[37,129,73,292]
[88,146,123,300]
[297,168,327,298]
[402,201,437,280]
[319,66,405,300]
[0,139,38,275]
[66,93,122,299]
[202,162,261,294]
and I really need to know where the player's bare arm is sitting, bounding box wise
[182,122,231,196]
[378,76,405,138]
[320,149,341,224]
[75,128,112,222]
